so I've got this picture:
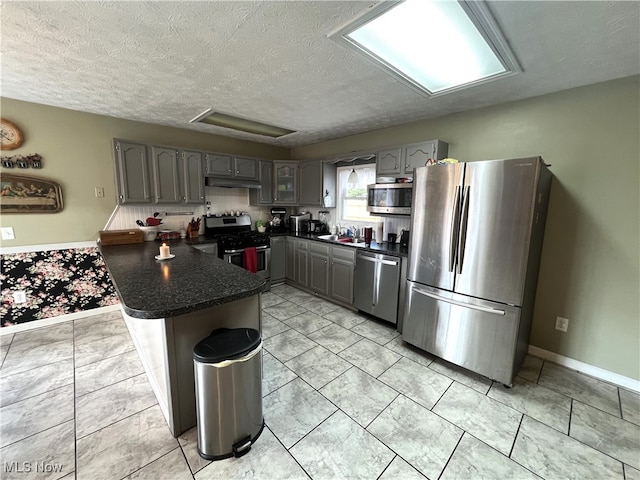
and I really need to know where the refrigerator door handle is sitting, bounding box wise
[373,262,380,306]
[449,186,462,272]
[457,185,470,274]
[412,286,506,315]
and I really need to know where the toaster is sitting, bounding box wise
[289,213,311,233]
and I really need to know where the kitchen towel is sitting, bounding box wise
[243,247,258,273]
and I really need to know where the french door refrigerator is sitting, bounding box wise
[402,157,552,385]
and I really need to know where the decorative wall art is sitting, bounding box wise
[0,173,63,213]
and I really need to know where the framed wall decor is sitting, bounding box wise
[0,173,63,213]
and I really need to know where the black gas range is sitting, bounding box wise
[203,215,271,290]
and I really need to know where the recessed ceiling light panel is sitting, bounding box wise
[190,109,296,138]
[330,0,521,96]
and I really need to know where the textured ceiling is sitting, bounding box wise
[1,1,638,148]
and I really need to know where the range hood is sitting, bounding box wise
[205,176,262,189]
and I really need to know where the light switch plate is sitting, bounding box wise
[1,227,15,240]
[95,187,105,198]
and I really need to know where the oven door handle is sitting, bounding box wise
[224,245,269,254]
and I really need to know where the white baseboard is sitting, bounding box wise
[0,304,121,336]
[529,345,640,393]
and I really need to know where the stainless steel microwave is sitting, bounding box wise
[366,183,412,215]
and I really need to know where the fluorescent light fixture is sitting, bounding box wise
[331,0,520,96]
[190,109,296,138]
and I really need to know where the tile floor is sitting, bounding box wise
[1,283,639,480]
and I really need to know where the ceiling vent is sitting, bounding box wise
[190,109,296,138]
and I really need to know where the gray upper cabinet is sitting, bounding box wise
[299,160,323,206]
[205,153,233,177]
[151,146,181,204]
[234,157,258,180]
[182,150,205,204]
[274,161,298,205]
[376,148,402,176]
[403,140,449,175]
[114,140,152,204]
[205,153,258,180]
[376,140,449,178]
[114,139,204,205]
[250,160,274,205]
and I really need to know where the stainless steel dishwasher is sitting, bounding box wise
[354,251,401,324]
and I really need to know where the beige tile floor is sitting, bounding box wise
[1,284,639,479]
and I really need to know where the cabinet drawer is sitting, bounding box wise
[309,242,330,256]
[330,245,356,263]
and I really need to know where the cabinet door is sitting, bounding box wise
[205,153,233,176]
[258,160,274,204]
[114,140,151,204]
[296,239,308,287]
[151,146,181,204]
[234,157,258,180]
[274,162,298,204]
[182,150,204,204]
[330,258,354,305]
[298,160,323,206]
[285,237,296,282]
[403,141,436,175]
[309,242,330,295]
[376,148,402,176]
[270,236,286,284]
[330,245,355,305]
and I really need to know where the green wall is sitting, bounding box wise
[292,76,640,381]
[0,99,289,246]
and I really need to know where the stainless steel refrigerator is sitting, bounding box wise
[402,157,552,385]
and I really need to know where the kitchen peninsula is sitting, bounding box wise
[100,239,266,437]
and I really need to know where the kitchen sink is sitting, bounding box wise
[317,234,367,247]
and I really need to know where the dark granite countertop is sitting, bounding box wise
[100,239,265,319]
[286,232,409,257]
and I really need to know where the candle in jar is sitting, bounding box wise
[159,243,170,258]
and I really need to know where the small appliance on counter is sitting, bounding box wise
[308,220,326,233]
[289,212,311,233]
[400,230,410,248]
[269,207,287,233]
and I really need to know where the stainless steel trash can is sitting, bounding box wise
[193,328,264,460]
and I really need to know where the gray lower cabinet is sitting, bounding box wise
[296,239,309,287]
[270,236,285,284]
[309,242,330,296]
[329,245,355,305]
[114,140,152,204]
[285,237,296,282]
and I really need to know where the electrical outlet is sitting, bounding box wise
[1,227,15,240]
[13,291,26,304]
[555,316,569,332]
[95,187,105,198]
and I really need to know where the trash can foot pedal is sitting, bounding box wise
[232,435,252,457]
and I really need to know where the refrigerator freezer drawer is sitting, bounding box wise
[402,282,522,385]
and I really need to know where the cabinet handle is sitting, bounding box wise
[236,170,240,174]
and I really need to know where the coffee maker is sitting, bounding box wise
[269,207,287,233]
